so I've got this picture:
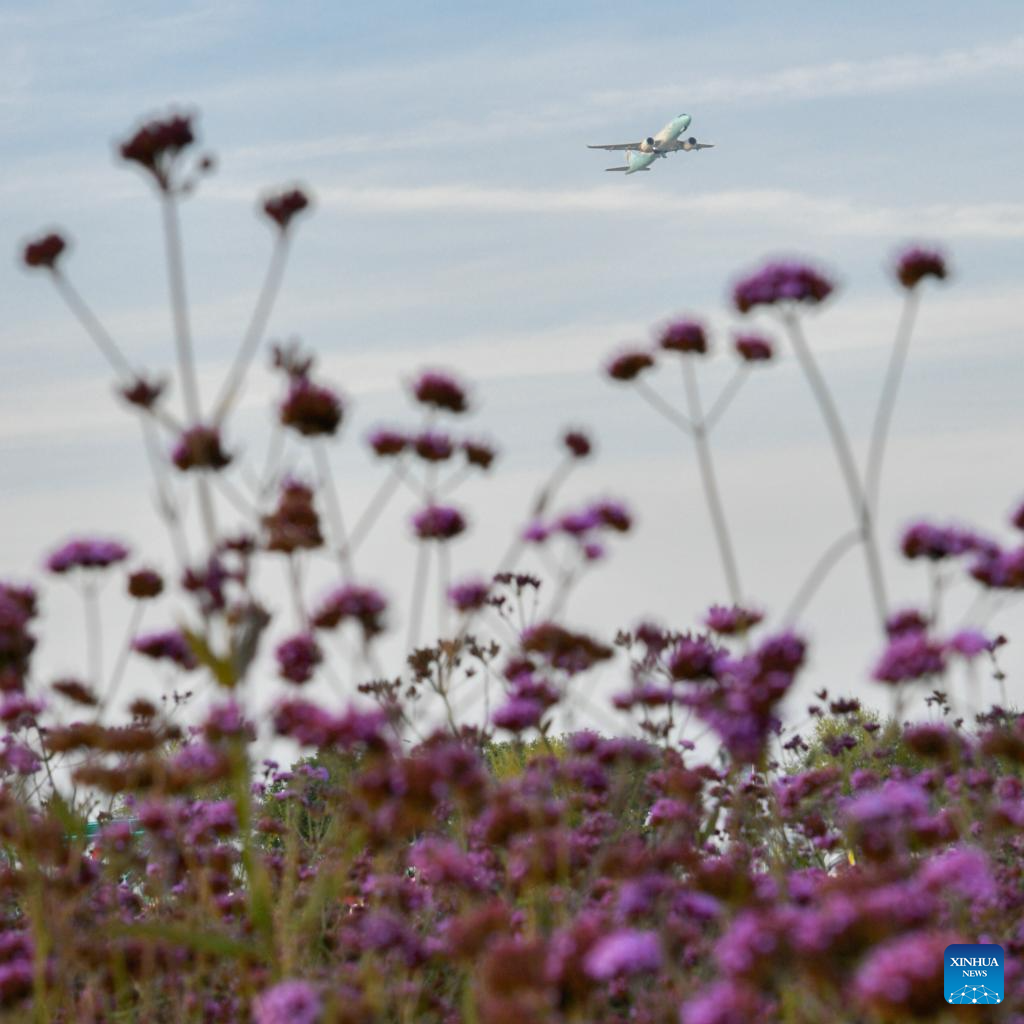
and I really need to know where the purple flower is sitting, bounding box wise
[679,980,772,1024]
[668,636,718,680]
[733,333,774,363]
[895,246,947,290]
[563,430,592,458]
[46,538,128,574]
[367,427,407,457]
[873,631,945,683]
[22,231,67,270]
[900,521,984,561]
[448,578,490,612]
[704,604,763,636]
[118,112,195,191]
[854,931,957,1018]
[412,504,467,541]
[253,980,322,1024]
[312,584,387,638]
[263,188,311,232]
[412,370,468,414]
[493,697,544,733]
[280,378,343,437]
[275,633,322,685]
[658,319,708,355]
[1012,498,1024,532]
[171,425,232,472]
[132,630,198,671]
[885,607,929,637]
[946,628,991,658]
[733,260,834,314]
[413,431,454,462]
[583,928,662,980]
[127,568,164,600]
[606,349,655,381]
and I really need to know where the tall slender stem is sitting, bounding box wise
[783,529,861,625]
[161,193,217,549]
[681,359,743,605]
[407,541,431,652]
[100,602,145,716]
[314,443,355,579]
[864,290,920,517]
[213,236,290,423]
[782,312,888,628]
[634,378,695,435]
[345,467,402,557]
[82,581,103,688]
[50,271,135,380]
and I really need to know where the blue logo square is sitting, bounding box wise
[945,944,1003,1005]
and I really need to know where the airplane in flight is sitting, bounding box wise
[588,113,714,174]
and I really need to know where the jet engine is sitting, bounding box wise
[639,136,657,152]
[681,137,699,151]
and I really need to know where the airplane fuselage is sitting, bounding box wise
[637,114,692,152]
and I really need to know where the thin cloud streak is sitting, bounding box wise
[208,181,1024,240]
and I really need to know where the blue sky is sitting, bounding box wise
[3,1,1023,723]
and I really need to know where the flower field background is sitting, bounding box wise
[2,111,1022,1022]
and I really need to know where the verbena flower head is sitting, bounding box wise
[895,246,948,290]
[563,430,592,458]
[733,333,774,363]
[900,521,982,561]
[704,604,763,636]
[606,349,655,381]
[22,231,67,271]
[127,568,164,600]
[275,633,322,685]
[252,979,322,1024]
[132,629,198,670]
[872,630,946,683]
[280,378,343,437]
[118,112,196,191]
[853,931,957,1019]
[462,439,497,469]
[733,260,834,314]
[171,425,232,472]
[368,427,408,457]
[119,374,167,410]
[413,504,467,542]
[46,538,128,574]
[583,928,662,979]
[412,370,468,414]
[312,583,387,638]
[448,579,490,612]
[263,479,323,553]
[1011,497,1024,531]
[262,188,311,232]
[413,431,454,462]
[658,319,708,355]
[885,607,929,637]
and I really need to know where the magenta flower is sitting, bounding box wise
[127,568,164,600]
[262,188,311,231]
[946,628,991,658]
[275,633,322,685]
[171,425,232,472]
[118,112,196,191]
[607,349,655,381]
[854,931,958,1018]
[312,583,387,639]
[280,378,343,437]
[872,631,945,683]
[658,319,708,355]
[895,246,947,290]
[412,370,468,414]
[733,260,834,314]
[563,430,592,458]
[367,427,408,457]
[448,579,490,612]
[22,231,67,271]
[704,604,763,636]
[583,928,662,979]
[46,538,129,574]
[251,978,319,1024]
[493,696,544,733]
[413,431,454,462]
[412,504,467,541]
[733,333,774,362]
[885,608,929,637]
[132,630,198,671]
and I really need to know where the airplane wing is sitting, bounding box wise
[587,142,642,151]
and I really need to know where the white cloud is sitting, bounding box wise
[600,35,1024,109]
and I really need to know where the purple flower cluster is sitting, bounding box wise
[46,538,129,574]
[733,260,834,314]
